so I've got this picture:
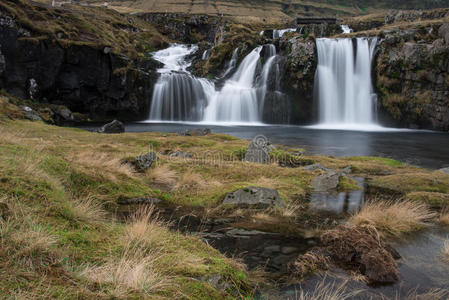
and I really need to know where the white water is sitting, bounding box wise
[273,28,297,38]
[148,44,278,124]
[315,38,378,128]
[341,25,353,34]
[221,48,239,78]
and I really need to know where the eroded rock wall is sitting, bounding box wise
[0,12,159,121]
[375,24,449,130]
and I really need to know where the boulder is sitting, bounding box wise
[304,163,328,171]
[20,106,42,121]
[98,120,125,134]
[223,186,283,207]
[52,105,74,122]
[178,128,211,136]
[133,152,157,172]
[244,136,272,164]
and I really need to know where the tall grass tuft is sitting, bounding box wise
[350,200,436,238]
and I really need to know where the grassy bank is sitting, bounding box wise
[1,114,449,297]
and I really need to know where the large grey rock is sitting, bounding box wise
[223,187,283,207]
[52,106,74,122]
[311,167,352,192]
[439,167,449,175]
[98,120,125,134]
[21,106,42,121]
[133,152,157,172]
[244,136,272,164]
[312,171,340,192]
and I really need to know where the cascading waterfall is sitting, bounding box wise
[221,48,239,78]
[147,44,278,124]
[314,38,378,128]
[203,47,263,122]
[148,44,215,121]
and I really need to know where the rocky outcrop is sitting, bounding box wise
[132,152,157,172]
[139,13,224,44]
[280,36,317,123]
[375,24,449,130]
[0,13,159,121]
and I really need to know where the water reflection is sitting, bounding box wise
[309,177,365,213]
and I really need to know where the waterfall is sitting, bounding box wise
[147,43,279,124]
[221,48,239,78]
[273,28,297,39]
[341,25,353,34]
[315,38,378,127]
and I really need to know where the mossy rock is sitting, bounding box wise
[337,175,361,192]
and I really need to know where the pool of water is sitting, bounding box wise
[80,122,449,169]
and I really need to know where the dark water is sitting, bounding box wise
[81,122,449,169]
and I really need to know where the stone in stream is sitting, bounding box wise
[223,187,283,207]
[97,119,125,134]
[132,152,157,172]
[244,135,272,164]
[311,167,352,192]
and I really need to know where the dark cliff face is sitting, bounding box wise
[279,36,317,124]
[0,16,159,121]
[375,24,449,131]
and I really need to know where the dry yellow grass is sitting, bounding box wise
[254,176,277,189]
[71,150,134,181]
[147,165,178,187]
[350,200,437,238]
[296,278,361,300]
[65,194,108,226]
[175,171,208,190]
[440,208,449,226]
[124,205,167,248]
[79,241,169,298]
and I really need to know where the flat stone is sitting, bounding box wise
[118,197,161,205]
[304,163,328,171]
[223,186,283,207]
[281,246,299,255]
[264,245,281,253]
[225,229,279,238]
[169,151,192,158]
[178,128,211,136]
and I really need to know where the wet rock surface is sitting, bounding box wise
[223,187,283,207]
[118,197,161,205]
[97,120,125,134]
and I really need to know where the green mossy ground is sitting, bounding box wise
[1,98,449,297]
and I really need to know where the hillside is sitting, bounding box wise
[73,0,449,23]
